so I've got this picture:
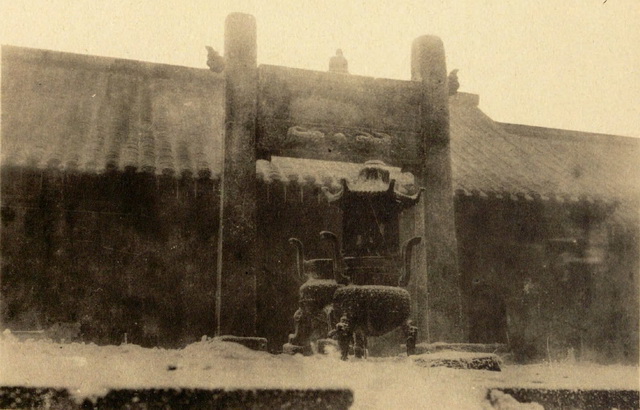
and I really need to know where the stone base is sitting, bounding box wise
[490,388,639,410]
[316,338,339,354]
[216,335,268,352]
[283,343,304,355]
[413,352,502,371]
[414,342,508,355]
[0,387,354,409]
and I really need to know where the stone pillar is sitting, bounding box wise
[216,13,258,336]
[411,35,464,342]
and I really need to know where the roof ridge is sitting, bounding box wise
[498,122,639,144]
[1,45,219,81]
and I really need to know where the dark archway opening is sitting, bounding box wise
[468,283,508,344]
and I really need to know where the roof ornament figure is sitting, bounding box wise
[329,49,349,74]
[205,46,225,73]
[448,69,460,96]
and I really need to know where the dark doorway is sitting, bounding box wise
[468,284,508,343]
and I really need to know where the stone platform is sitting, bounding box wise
[0,386,354,409]
[414,342,508,355]
[412,351,502,371]
[490,388,640,410]
[3,385,638,409]
[215,335,269,352]
[2,335,637,409]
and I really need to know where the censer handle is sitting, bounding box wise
[319,231,350,285]
[288,238,305,280]
[399,237,422,287]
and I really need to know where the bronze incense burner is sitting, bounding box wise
[284,160,422,359]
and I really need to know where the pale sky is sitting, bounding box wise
[1,0,639,137]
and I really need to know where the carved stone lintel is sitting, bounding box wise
[258,123,420,166]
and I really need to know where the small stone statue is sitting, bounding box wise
[329,315,353,360]
[287,298,315,355]
[206,46,225,73]
[405,320,418,356]
[329,49,349,74]
[448,69,459,96]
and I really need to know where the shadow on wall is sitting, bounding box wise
[1,169,220,348]
[255,181,342,353]
[455,195,639,364]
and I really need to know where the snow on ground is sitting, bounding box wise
[1,330,638,409]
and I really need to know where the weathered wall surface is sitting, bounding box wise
[255,182,342,352]
[1,168,220,347]
[1,46,226,346]
[455,195,639,363]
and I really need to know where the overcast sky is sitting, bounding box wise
[1,0,639,137]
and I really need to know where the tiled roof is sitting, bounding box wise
[256,156,418,196]
[449,92,640,204]
[258,94,639,205]
[2,47,638,216]
[1,46,225,177]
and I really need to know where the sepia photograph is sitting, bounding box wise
[0,1,638,408]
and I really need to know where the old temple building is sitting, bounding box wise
[1,13,638,363]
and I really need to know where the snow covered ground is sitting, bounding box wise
[1,330,638,409]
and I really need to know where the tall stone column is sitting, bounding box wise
[216,13,258,336]
[411,36,464,342]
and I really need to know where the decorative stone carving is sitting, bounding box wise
[328,316,353,361]
[260,125,417,165]
[448,69,459,96]
[329,49,349,74]
[205,46,225,73]
[286,126,395,151]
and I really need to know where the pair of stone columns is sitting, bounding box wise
[218,13,462,343]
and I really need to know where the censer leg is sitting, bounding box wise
[286,302,315,355]
[403,319,418,356]
[354,330,367,359]
[329,315,353,361]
